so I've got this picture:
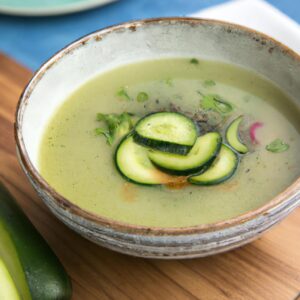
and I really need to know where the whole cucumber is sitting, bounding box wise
[0,182,72,300]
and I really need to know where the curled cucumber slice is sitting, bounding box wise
[115,135,178,185]
[188,144,238,185]
[148,132,222,175]
[133,112,198,155]
[226,116,249,154]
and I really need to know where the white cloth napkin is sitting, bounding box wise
[191,0,300,54]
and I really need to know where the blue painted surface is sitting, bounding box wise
[0,0,299,70]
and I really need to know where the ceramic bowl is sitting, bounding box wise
[15,18,300,259]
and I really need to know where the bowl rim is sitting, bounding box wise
[15,17,300,236]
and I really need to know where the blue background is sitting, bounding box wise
[0,0,299,70]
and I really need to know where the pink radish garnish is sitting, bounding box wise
[250,122,263,144]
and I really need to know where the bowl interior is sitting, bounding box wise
[18,18,300,193]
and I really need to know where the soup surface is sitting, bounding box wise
[39,59,300,227]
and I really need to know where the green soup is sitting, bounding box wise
[39,58,300,227]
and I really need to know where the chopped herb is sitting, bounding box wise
[200,93,233,114]
[95,112,137,145]
[266,139,289,153]
[95,128,114,145]
[116,87,131,101]
[137,92,149,102]
[164,78,173,87]
[190,58,199,65]
[203,80,216,87]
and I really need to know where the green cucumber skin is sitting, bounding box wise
[151,137,222,176]
[133,133,192,155]
[188,164,238,185]
[151,161,206,176]
[114,134,161,186]
[188,148,239,186]
[0,182,72,300]
[225,116,249,154]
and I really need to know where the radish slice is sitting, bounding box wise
[250,122,263,144]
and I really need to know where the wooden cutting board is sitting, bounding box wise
[0,53,299,300]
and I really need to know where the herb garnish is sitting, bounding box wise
[95,127,114,145]
[199,93,233,114]
[203,80,216,87]
[164,78,173,87]
[137,92,149,102]
[190,58,199,65]
[95,112,137,145]
[116,87,131,101]
[266,139,289,153]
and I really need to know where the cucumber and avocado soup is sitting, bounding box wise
[39,58,300,228]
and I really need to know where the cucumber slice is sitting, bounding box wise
[148,132,222,175]
[188,144,238,185]
[226,116,248,154]
[115,135,176,185]
[0,258,20,300]
[133,112,198,155]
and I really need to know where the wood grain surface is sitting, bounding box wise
[0,53,299,300]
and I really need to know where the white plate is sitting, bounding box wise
[192,0,300,54]
[0,0,117,16]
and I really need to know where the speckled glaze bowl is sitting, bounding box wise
[15,18,300,259]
